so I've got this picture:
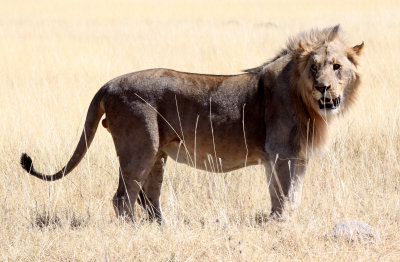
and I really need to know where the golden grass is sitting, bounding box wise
[1,0,400,260]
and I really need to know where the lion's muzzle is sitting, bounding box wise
[315,85,331,94]
[318,96,340,110]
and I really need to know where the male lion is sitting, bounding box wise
[21,25,364,222]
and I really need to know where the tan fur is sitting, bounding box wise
[20,25,363,222]
[292,25,363,156]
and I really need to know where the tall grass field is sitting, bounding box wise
[1,0,399,260]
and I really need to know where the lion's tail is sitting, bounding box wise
[20,85,108,181]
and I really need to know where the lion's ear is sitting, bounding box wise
[347,42,364,65]
[327,24,341,41]
[352,42,364,56]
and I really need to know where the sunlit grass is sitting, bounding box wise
[1,0,400,260]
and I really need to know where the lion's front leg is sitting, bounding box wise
[265,156,306,219]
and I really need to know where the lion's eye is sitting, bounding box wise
[333,64,341,70]
[311,64,317,72]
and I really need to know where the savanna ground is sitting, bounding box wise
[1,0,400,260]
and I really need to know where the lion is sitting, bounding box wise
[20,25,364,222]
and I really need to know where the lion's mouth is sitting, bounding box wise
[318,96,340,110]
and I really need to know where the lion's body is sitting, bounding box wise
[21,25,364,222]
[103,69,266,172]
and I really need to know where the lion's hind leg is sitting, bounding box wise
[110,117,160,221]
[113,171,140,221]
[137,151,167,223]
[113,146,157,220]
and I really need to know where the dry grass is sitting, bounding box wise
[1,0,400,260]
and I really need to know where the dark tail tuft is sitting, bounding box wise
[21,153,34,173]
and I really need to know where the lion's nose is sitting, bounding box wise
[316,85,331,94]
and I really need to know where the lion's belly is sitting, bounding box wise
[161,141,265,172]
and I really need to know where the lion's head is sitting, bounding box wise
[293,25,364,118]
[245,25,364,152]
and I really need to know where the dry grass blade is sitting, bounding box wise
[1,0,400,261]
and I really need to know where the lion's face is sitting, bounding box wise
[299,40,363,116]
